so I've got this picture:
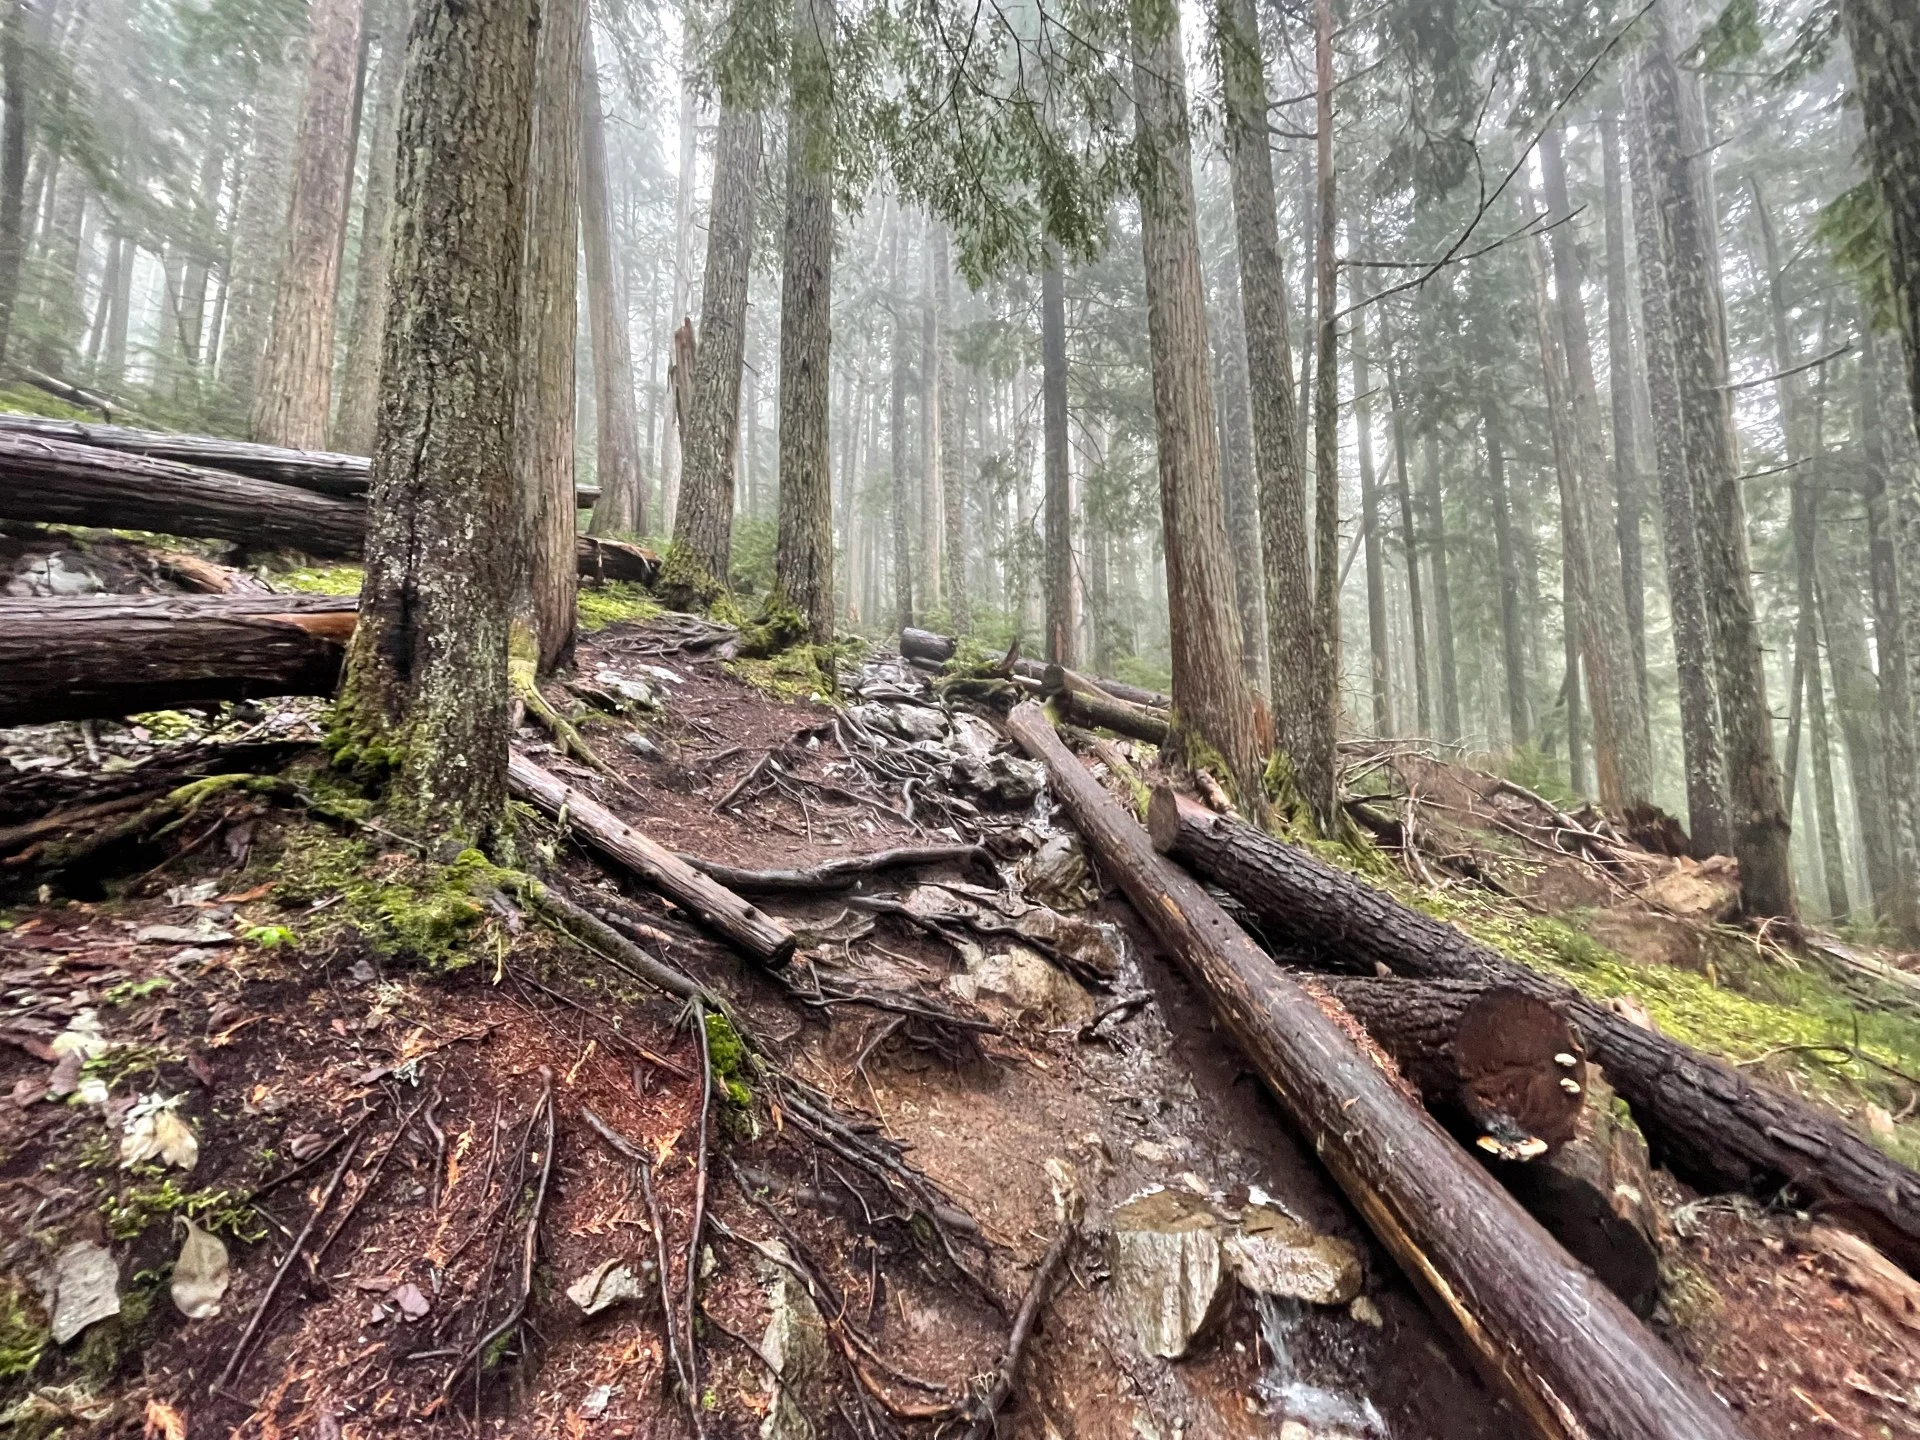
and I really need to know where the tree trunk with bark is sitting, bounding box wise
[0,0,31,365]
[581,31,646,537]
[1213,281,1268,699]
[1352,281,1393,735]
[888,215,914,635]
[1485,403,1531,747]
[329,0,537,848]
[1422,428,1463,744]
[1385,329,1433,737]
[667,102,761,607]
[1820,544,1900,920]
[920,218,943,613]
[1217,0,1316,794]
[771,0,836,645]
[1309,0,1340,816]
[1042,250,1074,666]
[1599,114,1650,720]
[250,0,363,448]
[1129,0,1269,813]
[934,224,967,634]
[333,0,409,455]
[1638,5,1793,912]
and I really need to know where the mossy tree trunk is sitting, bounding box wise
[1308,0,1340,822]
[667,99,761,608]
[771,0,836,645]
[1129,0,1269,814]
[330,0,537,850]
[513,0,584,674]
[581,28,646,538]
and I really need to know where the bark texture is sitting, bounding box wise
[1599,113,1650,720]
[1042,252,1075,666]
[581,30,646,537]
[0,0,29,363]
[250,0,363,448]
[934,224,967,634]
[330,0,537,847]
[0,414,371,494]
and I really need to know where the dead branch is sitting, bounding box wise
[678,843,992,893]
[965,1220,1076,1440]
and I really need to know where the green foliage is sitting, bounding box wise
[728,515,779,598]
[101,976,171,1006]
[1817,181,1897,333]
[576,583,662,633]
[1499,746,1582,809]
[704,1012,753,1107]
[0,1279,49,1381]
[242,924,296,950]
[100,1179,262,1243]
[0,391,95,421]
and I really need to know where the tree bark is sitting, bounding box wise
[0,593,354,726]
[581,30,646,538]
[1819,546,1900,921]
[1042,249,1074,666]
[888,212,914,634]
[902,626,1172,710]
[659,76,699,530]
[1599,114,1650,721]
[1309,0,1340,818]
[1212,272,1268,698]
[668,102,761,607]
[1384,325,1433,737]
[0,0,30,365]
[1045,666,1171,745]
[0,413,371,493]
[771,0,835,645]
[329,0,537,848]
[1149,792,1920,1272]
[1422,428,1463,744]
[1638,5,1793,914]
[1005,708,1749,1440]
[920,218,943,612]
[512,0,584,675]
[1217,0,1315,788]
[332,0,409,455]
[1129,0,1269,813]
[1485,404,1531,747]
[1351,268,1393,735]
[933,223,967,634]
[250,0,363,448]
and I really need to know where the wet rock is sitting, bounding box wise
[1020,833,1094,909]
[758,1241,828,1440]
[1225,1202,1362,1305]
[1014,907,1124,984]
[593,668,659,710]
[948,944,1092,1027]
[950,753,1044,806]
[50,1240,120,1343]
[849,702,901,737]
[1109,1188,1228,1359]
[891,704,949,742]
[566,1258,651,1316]
[3,551,110,597]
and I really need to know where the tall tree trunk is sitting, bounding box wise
[1042,248,1074,665]
[512,0,583,675]
[330,0,536,846]
[1484,404,1531,747]
[1627,60,1731,858]
[1639,3,1793,913]
[659,75,698,530]
[214,35,303,428]
[1351,273,1393,735]
[176,136,228,375]
[251,0,364,448]
[1540,129,1655,811]
[32,155,87,373]
[1599,112,1649,720]
[1307,0,1340,822]
[1217,0,1316,801]
[333,0,409,454]
[581,29,645,537]
[1213,258,1267,696]
[0,0,29,364]
[888,214,914,634]
[100,229,130,386]
[668,101,762,606]
[1820,544,1899,920]
[1422,428,1463,744]
[934,223,967,634]
[920,217,943,613]
[1130,0,1269,813]
[1382,324,1433,736]
[771,0,835,644]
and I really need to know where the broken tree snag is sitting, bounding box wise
[507,751,796,968]
[677,844,991,893]
[1008,705,1746,1440]
[1312,976,1587,1159]
[0,413,374,494]
[575,535,661,586]
[0,594,356,725]
[1043,665,1171,745]
[0,432,367,557]
[1147,788,1920,1275]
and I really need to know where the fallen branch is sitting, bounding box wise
[677,843,992,893]
[965,1220,1075,1440]
[1006,705,1746,1440]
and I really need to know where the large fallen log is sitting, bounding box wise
[0,431,367,556]
[1148,787,1920,1272]
[0,594,355,726]
[1043,665,1170,744]
[507,751,795,968]
[1007,703,1745,1440]
[899,627,1172,711]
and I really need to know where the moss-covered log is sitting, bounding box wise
[1044,664,1171,744]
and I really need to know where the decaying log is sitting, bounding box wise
[899,627,1172,711]
[678,844,991,893]
[151,551,275,595]
[1043,665,1171,744]
[576,535,661,586]
[0,594,355,726]
[508,751,796,967]
[1148,786,1920,1273]
[0,431,366,556]
[1008,704,1746,1440]
[1311,976,1587,1159]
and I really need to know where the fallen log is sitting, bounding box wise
[575,534,661,586]
[0,432,367,556]
[678,844,991,893]
[1043,665,1170,745]
[899,627,1172,711]
[0,594,355,726]
[1148,786,1920,1273]
[1309,976,1587,1159]
[1008,703,1746,1440]
[507,751,795,968]
[151,551,275,595]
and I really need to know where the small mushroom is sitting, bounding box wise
[1554,1052,1578,1067]
[1560,1078,1583,1095]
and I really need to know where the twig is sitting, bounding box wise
[683,1003,714,1419]
[966,1221,1076,1440]
[311,1092,434,1266]
[715,753,772,811]
[642,1152,702,1438]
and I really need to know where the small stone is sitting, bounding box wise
[567,1259,648,1317]
[51,1240,120,1343]
[1131,1139,1174,1165]
[1348,1294,1385,1328]
[1280,1421,1313,1440]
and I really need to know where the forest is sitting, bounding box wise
[1,0,1920,1434]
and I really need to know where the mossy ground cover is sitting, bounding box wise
[576,582,661,632]
[272,562,365,596]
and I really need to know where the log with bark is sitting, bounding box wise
[1043,664,1171,744]
[1148,786,1920,1272]
[899,627,1172,711]
[0,594,356,726]
[507,751,796,967]
[1007,703,1746,1440]
[0,431,367,557]
[575,535,661,586]
[678,844,991,893]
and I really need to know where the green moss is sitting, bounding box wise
[704,1012,753,1107]
[735,594,810,660]
[726,644,840,702]
[577,582,662,632]
[0,391,96,421]
[101,1180,263,1243]
[656,541,727,612]
[125,710,198,742]
[0,1278,49,1381]
[274,563,365,597]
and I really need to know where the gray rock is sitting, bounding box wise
[594,669,659,709]
[50,1240,120,1343]
[890,704,949,742]
[566,1258,652,1316]
[947,944,1092,1027]
[1225,1202,1363,1304]
[758,1241,828,1440]
[1021,833,1094,909]
[1109,1188,1228,1359]
[949,753,1044,806]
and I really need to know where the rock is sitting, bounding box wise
[622,731,661,760]
[849,703,901,737]
[1109,1188,1228,1359]
[947,944,1092,1027]
[950,753,1044,807]
[170,1219,230,1319]
[758,1241,828,1440]
[1021,834,1094,909]
[134,922,233,946]
[1224,1202,1362,1305]
[50,1240,120,1343]
[891,704,949,742]
[1014,907,1124,984]
[594,668,658,709]
[4,551,109,597]
[566,1258,651,1317]
[1348,1294,1384,1328]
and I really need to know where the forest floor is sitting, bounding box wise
[3,526,1920,1440]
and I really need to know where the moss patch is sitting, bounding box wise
[704,1011,753,1107]
[0,1277,49,1382]
[101,1180,262,1243]
[577,583,662,632]
[274,563,365,597]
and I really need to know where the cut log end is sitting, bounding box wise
[1455,987,1588,1155]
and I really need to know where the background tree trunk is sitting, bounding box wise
[1308,0,1340,820]
[1485,404,1531,747]
[934,223,966,634]
[330,0,537,847]
[1599,114,1650,720]
[250,0,363,448]
[1384,329,1433,736]
[1352,273,1393,735]
[888,212,914,634]
[1422,428,1463,744]
[1042,249,1074,665]
[0,0,32,364]
[772,0,836,644]
[920,216,943,613]
[659,75,698,530]
[580,27,646,537]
